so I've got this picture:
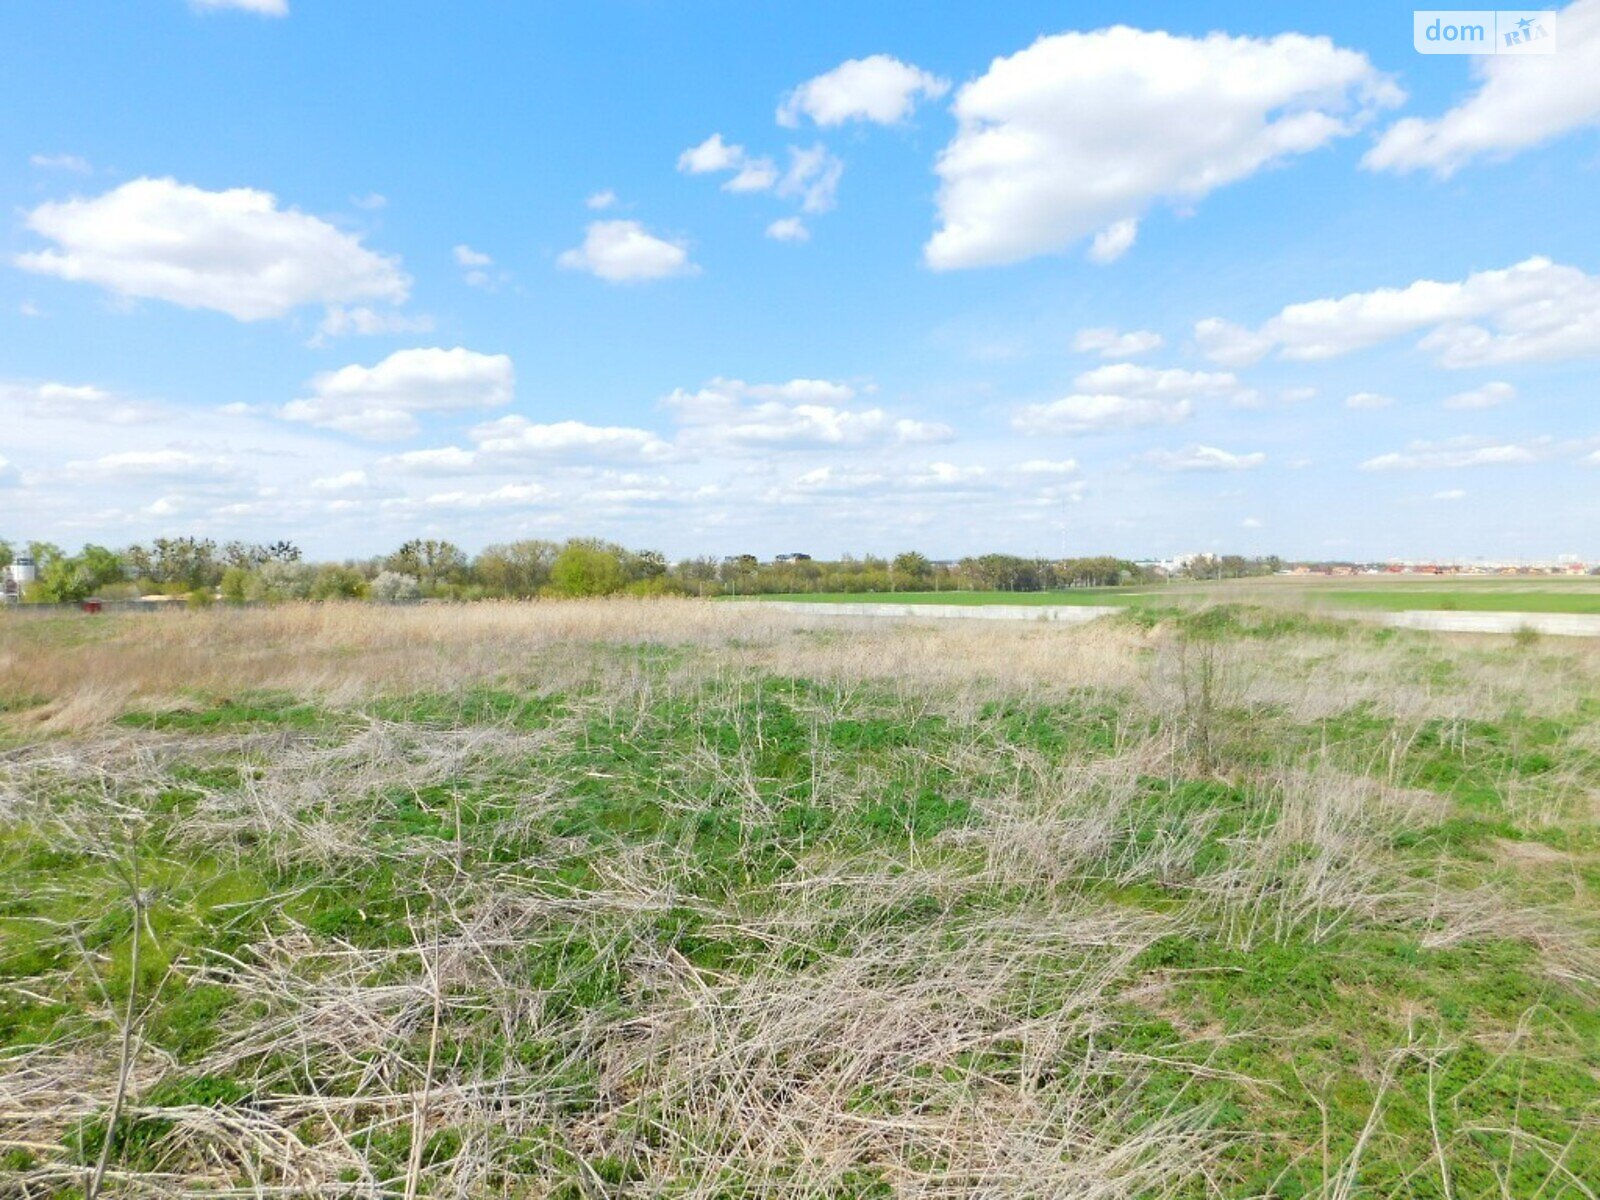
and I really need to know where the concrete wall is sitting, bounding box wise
[1384,610,1600,637]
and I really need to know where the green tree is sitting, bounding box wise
[386,539,468,590]
[220,566,252,603]
[892,552,932,591]
[474,540,560,596]
[549,541,626,597]
[623,548,668,581]
[139,537,220,590]
[78,545,125,591]
[34,557,96,603]
[309,564,367,600]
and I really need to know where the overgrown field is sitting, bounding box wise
[2,601,1598,1198]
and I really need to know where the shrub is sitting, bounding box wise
[623,576,694,598]
[219,566,251,603]
[310,565,368,600]
[371,570,422,602]
[246,560,316,602]
[549,543,626,598]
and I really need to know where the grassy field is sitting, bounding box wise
[2,600,1598,1197]
[744,589,1150,607]
[749,575,1600,615]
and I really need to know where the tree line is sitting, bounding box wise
[0,535,1282,604]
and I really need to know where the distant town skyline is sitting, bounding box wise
[3,1,1599,562]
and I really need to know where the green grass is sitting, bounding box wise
[1300,588,1600,614]
[743,587,1154,606]
[2,606,1597,1197]
[743,579,1600,615]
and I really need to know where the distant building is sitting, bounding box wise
[2,552,37,603]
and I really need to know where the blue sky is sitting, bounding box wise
[3,0,1599,562]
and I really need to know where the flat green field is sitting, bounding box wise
[1296,588,1600,613]
[746,588,1151,606]
[3,600,1598,1197]
[749,577,1600,614]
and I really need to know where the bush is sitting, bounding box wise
[246,560,316,602]
[623,576,693,597]
[549,543,626,598]
[219,566,251,603]
[31,559,96,604]
[310,565,368,600]
[371,571,422,602]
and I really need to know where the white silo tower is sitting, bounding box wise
[4,549,38,601]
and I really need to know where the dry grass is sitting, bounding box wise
[4,599,1598,732]
[1,600,1597,1197]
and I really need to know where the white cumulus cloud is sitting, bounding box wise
[470,416,674,464]
[1014,395,1192,435]
[1359,437,1545,470]
[15,178,408,321]
[912,462,989,487]
[1088,219,1138,265]
[666,377,949,451]
[1013,362,1247,435]
[375,447,479,475]
[1192,318,1277,368]
[313,306,435,344]
[925,26,1400,269]
[777,55,949,127]
[191,0,288,14]
[1366,0,1600,175]
[1195,257,1600,368]
[452,243,505,289]
[308,469,370,493]
[1018,458,1080,475]
[1345,391,1394,409]
[678,133,745,174]
[678,136,839,213]
[281,347,514,440]
[777,144,844,213]
[60,448,242,484]
[4,380,164,425]
[1072,327,1164,357]
[765,217,810,242]
[1076,363,1248,400]
[1141,444,1267,471]
[558,220,697,282]
[416,483,554,510]
[676,134,778,193]
[1442,381,1515,409]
